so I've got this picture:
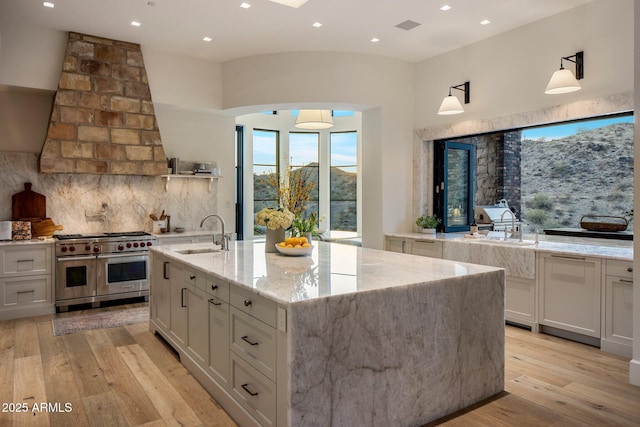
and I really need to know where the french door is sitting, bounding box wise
[434,141,475,232]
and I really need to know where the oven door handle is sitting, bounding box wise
[96,253,147,259]
[57,256,97,262]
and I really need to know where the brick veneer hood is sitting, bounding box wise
[40,32,167,175]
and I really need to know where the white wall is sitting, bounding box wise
[631,0,640,388]
[223,52,415,248]
[0,86,53,152]
[415,0,634,130]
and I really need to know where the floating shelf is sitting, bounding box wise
[161,174,222,192]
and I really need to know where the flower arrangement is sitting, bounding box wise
[291,212,322,236]
[264,165,315,216]
[416,214,441,229]
[255,207,295,230]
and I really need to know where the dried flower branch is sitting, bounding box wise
[264,166,315,216]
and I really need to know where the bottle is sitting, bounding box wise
[470,220,478,235]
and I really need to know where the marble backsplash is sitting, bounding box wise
[0,152,220,235]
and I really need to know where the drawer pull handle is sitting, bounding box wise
[211,284,218,291]
[181,287,187,307]
[17,290,35,294]
[619,279,634,284]
[208,298,222,306]
[550,254,586,261]
[241,335,259,346]
[190,275,196,280]
[241,383,259,397]
[163,262,170,279]
[244,299,252,307]
[17,259,35,263]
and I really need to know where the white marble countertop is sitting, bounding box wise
[386,232,633,261]
[0,237,54,247]
[152,230,215,238]
[151,240,503,306]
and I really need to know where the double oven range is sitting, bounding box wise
[54,231,156,311]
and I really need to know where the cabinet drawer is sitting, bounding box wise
[230,285,277,328]
[1,246,51,276]
[204,274,230,302]
[412,240,443,258]
[230,306,276,381]
[230,353,276,427]
[184,268,206,289]
[606,259,633,280]
[2,275,50,308]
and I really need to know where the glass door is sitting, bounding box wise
[434,141,475,232]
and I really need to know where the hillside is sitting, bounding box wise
[521,122,633,232]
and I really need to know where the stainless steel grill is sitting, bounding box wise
[474,204,520,232]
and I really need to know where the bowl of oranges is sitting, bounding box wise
[275,236,313,256]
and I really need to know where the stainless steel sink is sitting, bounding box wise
[176,247,221,255]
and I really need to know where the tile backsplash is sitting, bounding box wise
[0,152,219,234]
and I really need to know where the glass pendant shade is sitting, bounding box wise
[545,68,582,94]
[437,95,464,115]
[294,110,334,129]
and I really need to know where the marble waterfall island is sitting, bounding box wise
[149,241,505,427]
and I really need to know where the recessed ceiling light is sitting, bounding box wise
[480,19,491,25]
[312,22,322,28]
[371,38,380,43]
[203,37,212,42]
[131,21,141,27]
[240,2,251,8]
[269,0,309,8]
[43,2,55,8]
[440,5,451,11]
[146,1,155,6]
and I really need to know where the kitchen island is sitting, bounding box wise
[149,240,505,427]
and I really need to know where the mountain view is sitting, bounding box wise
[521,122,634,232]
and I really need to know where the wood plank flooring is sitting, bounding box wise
[1,303,639,426]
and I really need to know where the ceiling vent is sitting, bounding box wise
[395,20,422,31]
[39,32,167,175]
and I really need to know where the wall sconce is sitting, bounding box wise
[545,51,584,94]
[437,81,470,115]
[294,110,334,129]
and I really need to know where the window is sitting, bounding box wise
[289,132,319,216]
[253,129,279,235]
[434,141,475,232]
[330,131,357,231]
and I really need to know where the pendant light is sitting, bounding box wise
[437,81,470,115]
[545,51,584,95]
[294,110,334,129]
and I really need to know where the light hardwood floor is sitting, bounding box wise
[1,303,639,426]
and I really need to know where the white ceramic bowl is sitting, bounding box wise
[274,244,313,256]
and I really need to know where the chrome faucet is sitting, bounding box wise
[199,214,229,251]
[500,209,516,240]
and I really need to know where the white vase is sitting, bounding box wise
[421,228,436,234]
[265,227,285,253]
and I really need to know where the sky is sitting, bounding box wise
[521,115,633,140]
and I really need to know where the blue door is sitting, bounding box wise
[434,141,475,232]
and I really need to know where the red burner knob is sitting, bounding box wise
[140,242,146,247]
[133,242,139,248]
[61,246,68,252]
[118,244,124,251]
[147,241,153,247]
[126,243,132,248]
[69,246,75,252]
[85,245,91,251]
[93,246,100,253]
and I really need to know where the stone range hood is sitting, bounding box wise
[40,32,166,175]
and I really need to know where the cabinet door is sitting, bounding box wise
[604,275,633,348]
[187,285,209,366]
[505,276,536,326]
[386,238,408,253]
[208,296,230,387]
[411,240,443,258]
[170,262,187,347]
[151,254,171,332]
[539,254,601,337]
[1,275,50,308]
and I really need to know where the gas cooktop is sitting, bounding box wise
[54,231,151,240]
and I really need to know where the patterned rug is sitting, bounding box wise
[52,306,149,336]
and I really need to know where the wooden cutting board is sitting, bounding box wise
[12,183,46,220]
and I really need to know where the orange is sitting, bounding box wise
[302,242,310,247]
[300,236,308,244]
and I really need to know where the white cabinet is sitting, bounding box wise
[207,291,230,388]
[150,252,172,332]
[538,253,602,339]
[169,261,187,347]
[186,275,209,366]
[505,276,537,331]
[386,237,409,253]
[602,259,633,357]
[411,239,443,258]
[0,244,55,320]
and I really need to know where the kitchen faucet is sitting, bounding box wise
[499,209,517,241]
[199,214,229,251]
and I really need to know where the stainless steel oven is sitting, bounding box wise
[54,232,155,311]
[97,253,150,296]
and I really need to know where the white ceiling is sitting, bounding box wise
[1,0,594,63]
